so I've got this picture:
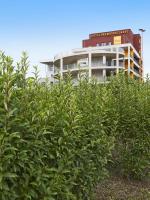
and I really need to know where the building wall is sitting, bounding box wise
[83,29,141,53]
[133,34,141,54]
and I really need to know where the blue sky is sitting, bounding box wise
[0,0,149,76]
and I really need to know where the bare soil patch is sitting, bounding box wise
[95,176,150,200]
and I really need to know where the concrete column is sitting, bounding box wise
[89,52,92,78]
[45,64,48,78]
[103,69,106,81]
[60,58,63,78]
[128,46,130,75]
[103,55,106,65]
[102,55,106,81]
[46,64,53,81]
[52,64,54,83]
[116,48,119,74]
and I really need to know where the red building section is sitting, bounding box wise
[82,29,141,54]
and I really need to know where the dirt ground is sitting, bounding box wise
[95,176,150,200]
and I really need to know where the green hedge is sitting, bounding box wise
[109,75,150,179]
[0,52,149,199]
[0,52,114,200]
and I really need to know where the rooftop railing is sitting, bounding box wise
[54,46,125,61]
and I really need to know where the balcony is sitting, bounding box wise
[133,68,139,75]
[54,60,124,75]
[133,58,140,66]
[54,68,60,74]
[63,63,88,71]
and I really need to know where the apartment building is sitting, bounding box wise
[41,29,143,83]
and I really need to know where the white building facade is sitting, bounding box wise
[41,43,142,83]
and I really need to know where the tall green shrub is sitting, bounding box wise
[0,53,114,199]
[109,74,150,179]
[0,52,149,200]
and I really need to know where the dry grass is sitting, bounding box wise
[95,176,150,200]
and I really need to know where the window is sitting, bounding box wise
[101,43,106,46]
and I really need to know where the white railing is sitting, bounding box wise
[62,63,124,72]
[63,63,77,70]
[54,46,125,61]
[54,61,124,74]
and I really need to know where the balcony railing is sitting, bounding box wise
[54,62,124,74]
[63,63,77,70]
